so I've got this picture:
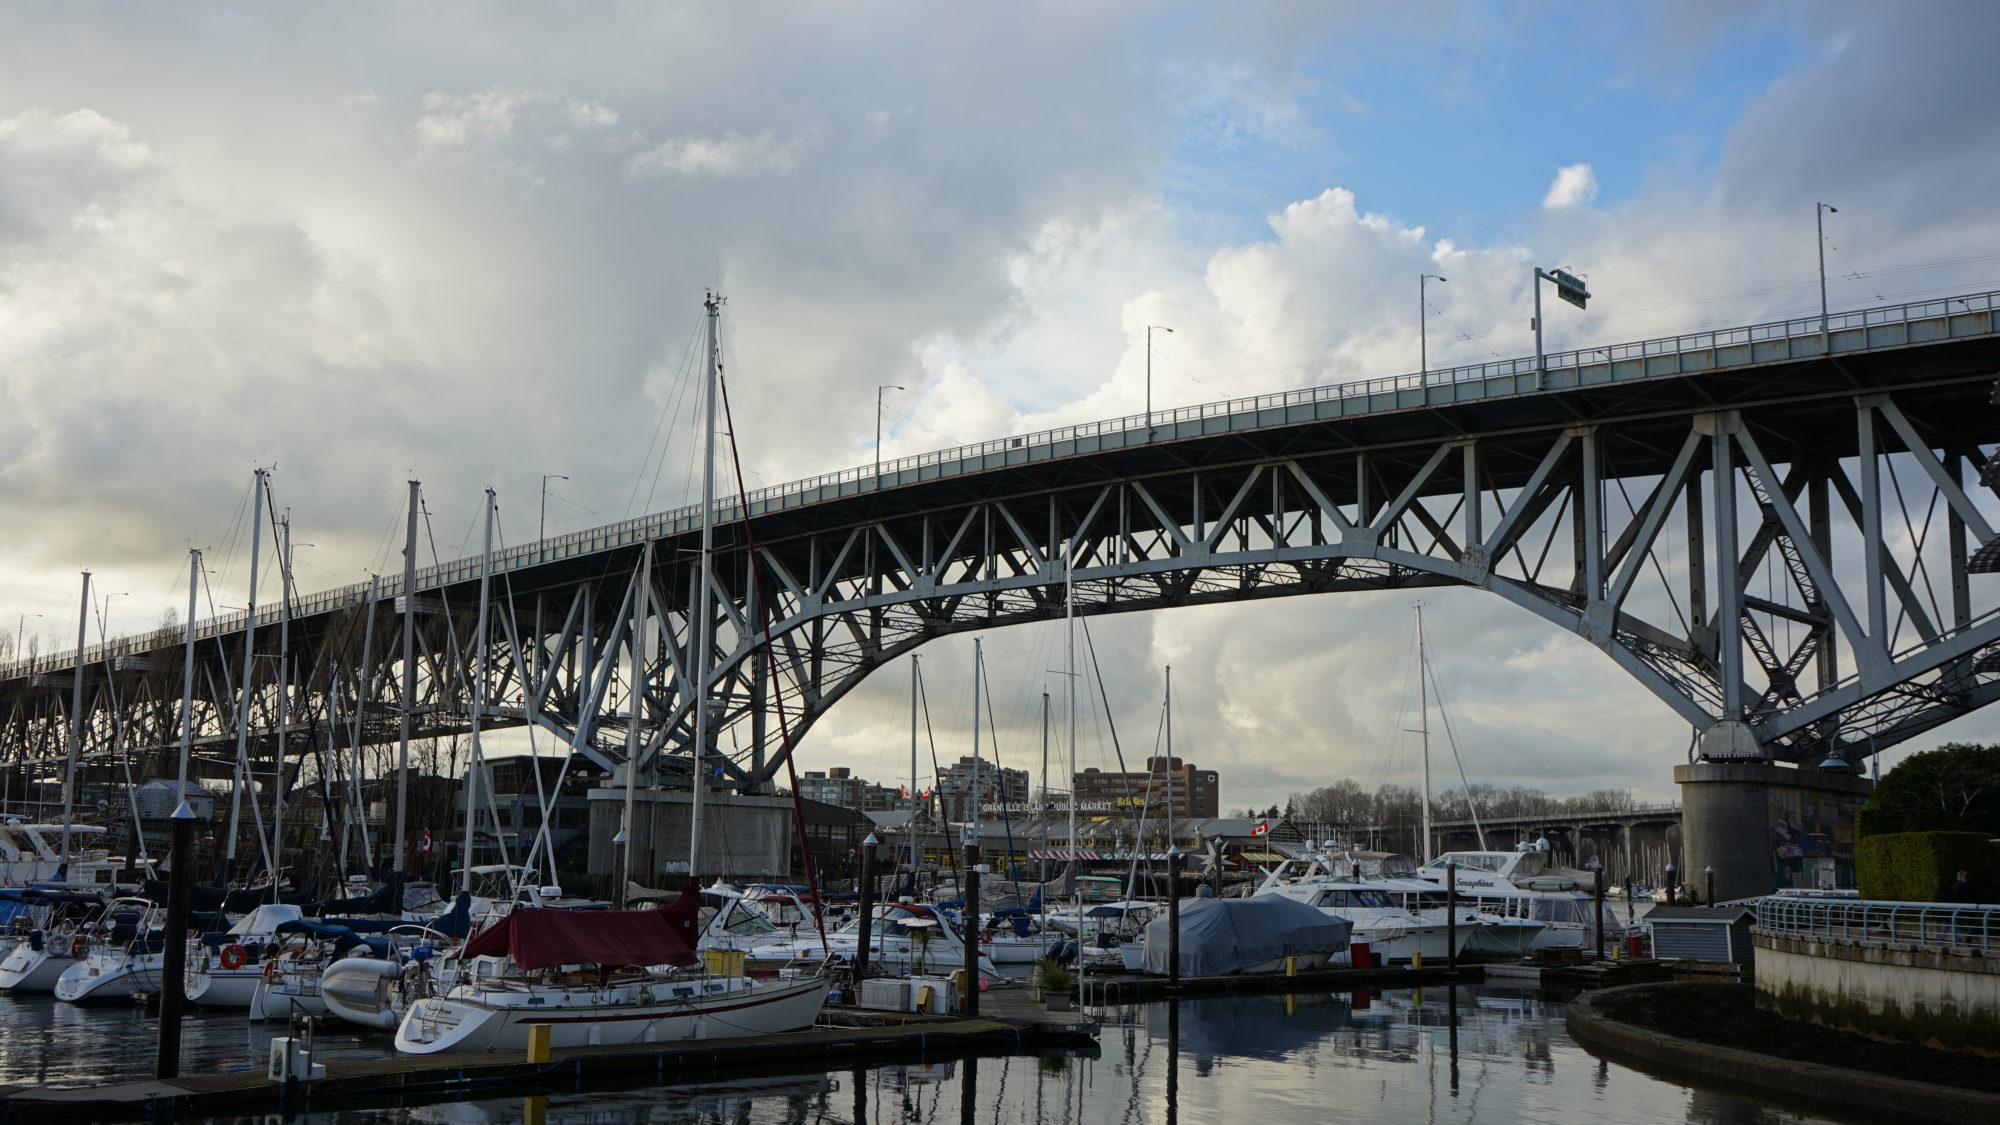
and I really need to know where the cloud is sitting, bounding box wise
[627,131,809,180]
[0,1,1996,813]
[1542,163,1599,210]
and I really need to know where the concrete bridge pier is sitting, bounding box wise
[1675,761,1873,903]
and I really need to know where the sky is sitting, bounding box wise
[3,0,1999,814]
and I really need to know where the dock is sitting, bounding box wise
[0,993,1095,1123]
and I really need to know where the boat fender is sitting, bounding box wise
[27,929,42,953]
[219,943,249,970]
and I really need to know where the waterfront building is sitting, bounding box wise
[1072,756,1220,821]
[937,756,1030,823]
[795,767,912,812]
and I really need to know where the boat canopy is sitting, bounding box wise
[1140,896,1353,978]
[460,907,698,970]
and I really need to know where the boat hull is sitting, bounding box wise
[54,949,160,1002]
[394,975,830,1055]
[0,944,75,993]
[185,965,263,1008]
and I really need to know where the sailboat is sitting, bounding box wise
[398,294,830,1051]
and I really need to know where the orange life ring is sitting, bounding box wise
[262,958,280,983]
[70,936,89,959]
[219,943,249,970]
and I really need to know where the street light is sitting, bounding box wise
[1146,325,1173,439]
[875,385,904,482]
[13,613,44,661]
[1817,202,1839,352]
[540,474,569,561]
[1420,275,1447,377]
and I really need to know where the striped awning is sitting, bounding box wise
[1237,851,1287,863]
[1028,849,1102,860]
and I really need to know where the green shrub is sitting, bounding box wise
[1855,831,2000,901]
[1033,957,1073,993]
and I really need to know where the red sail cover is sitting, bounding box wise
[656,883,703,951]
[459,908,699,970]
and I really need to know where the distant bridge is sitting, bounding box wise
[1427,805,1684,885]
[5,289,2000,803]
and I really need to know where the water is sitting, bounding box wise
[0,987,1882,1125]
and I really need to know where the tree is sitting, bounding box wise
[1860,743,2000,837]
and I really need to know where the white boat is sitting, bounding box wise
[0,823,145,889]
[1414,849,1631,950]
[393,907,830,1054]
[0,889,105,992]
[186,903,308,1007]
[1370,875,1549,954]
[749,902,1002,978]
[53,899,165,1002]
[1256,872,1472,963]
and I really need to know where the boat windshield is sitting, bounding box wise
[1313,888,1394,909]
[1427,854,1505,873]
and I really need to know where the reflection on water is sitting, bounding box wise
[0,986,1885,1125]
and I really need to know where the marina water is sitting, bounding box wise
[0,985,1879,1124]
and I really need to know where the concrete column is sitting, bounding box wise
[1676,761,1873,903]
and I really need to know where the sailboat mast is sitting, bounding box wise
[969,639,982,840]
[1418,604,1432,865]
[226,468,266,872]
[351,575,380,868]
[1163,665,1174,857]
[688,292,721,880]
[271,514,292,899]
[59,570,90,876]
[619,540,653,904]
[908,655,920,882]
[394,480,418,874]
[459,488,496,894]
[177,552,200,793]
[1065,542,1078,921]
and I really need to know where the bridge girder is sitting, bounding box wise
[4,295,2000,805]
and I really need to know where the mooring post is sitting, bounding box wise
[1445,860,1457,973]
[855,833,878,987]
[154,809,194,1079]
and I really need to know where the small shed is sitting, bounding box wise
[1646,905,1756,965]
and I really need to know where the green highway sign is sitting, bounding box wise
[1551,269,1590,309]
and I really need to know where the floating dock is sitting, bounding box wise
[0,996,1095,1123]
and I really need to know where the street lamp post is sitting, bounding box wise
[1817,202,1839,352]
[13,613,44,661]
[875,385,904,482]
[1146,325,1173,439]
[539,474,569,562]
[1420,275,1447,377]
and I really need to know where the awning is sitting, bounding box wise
[459,907,698,970]
[1028,849,1102,860]
[1238,852,1287,863]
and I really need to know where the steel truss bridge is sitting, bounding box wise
[6,290,2000,803]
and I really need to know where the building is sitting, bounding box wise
[795,767,911,812]
[1072,756,1219,821]
[936,756,1030,823]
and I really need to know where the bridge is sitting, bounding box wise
[4,290,1999,860]
[1424,805,1684,887]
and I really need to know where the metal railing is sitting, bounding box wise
[6,287,1998,682]
[1753,895,1997,952]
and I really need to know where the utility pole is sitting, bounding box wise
[1146,325,1173,439]
[1420,274,1446,377]
[1817,202,1839,352]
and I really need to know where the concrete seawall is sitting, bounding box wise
[1754,931,1999,1055]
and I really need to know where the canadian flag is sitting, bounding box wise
[900,785,910,798]
[1251,820,1271,837]
[418,828,433,855]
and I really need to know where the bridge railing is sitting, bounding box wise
[6,287,1998,682]
[1753,895,1997,953]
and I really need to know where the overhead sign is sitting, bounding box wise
[1550,269,1591,309]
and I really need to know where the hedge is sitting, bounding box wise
[1854,831,2000,902]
